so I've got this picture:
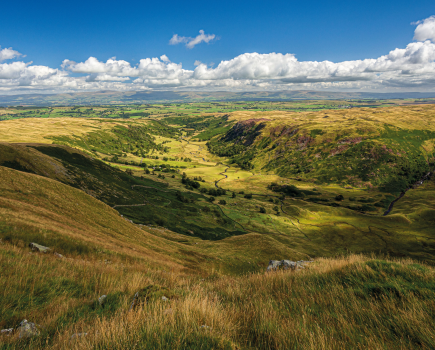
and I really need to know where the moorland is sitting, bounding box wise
[0,100,434,349]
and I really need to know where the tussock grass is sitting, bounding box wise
[1,252,434,349]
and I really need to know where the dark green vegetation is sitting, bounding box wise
[51,119,180,158]
[208,114,435,195]
[162,114,234,140]
[0,143,244,240]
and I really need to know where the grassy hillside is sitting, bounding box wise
[0,143,247,240]
[208,105,435,194]
[1,102,435,349]
[1,241,434,349]
[1,141,434,265]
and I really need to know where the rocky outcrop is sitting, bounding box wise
[267,260,313,272]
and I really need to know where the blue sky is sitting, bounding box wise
[1,0,435,93]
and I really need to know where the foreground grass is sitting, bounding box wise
[1,251,434,350]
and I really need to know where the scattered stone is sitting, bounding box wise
[54,252,64,258]
[161,296,169,301]
[29,243,50,253]
[1,328,13,335]
[200,325,210,329]
[267,259,313,272]
[18,320,39,338]
[98,295,107,306]
[70,333,87,341]
[164,308,173,315]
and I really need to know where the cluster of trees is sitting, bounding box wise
[207,141,245,157]
[181,176,201,190]
[204,188,226,196]
[234,159,254,170]
[268,182,310,198]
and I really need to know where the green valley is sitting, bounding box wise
[0,101,434,349]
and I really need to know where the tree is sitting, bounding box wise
[335,194,344,201]
[209,196,215,202]
[145,168,150,174]
[219,199,226,205]
[259,207,266,213]
[232,192,236,198]
[273,205,279,212]
[125,168,133,176]
[244,194,253,199]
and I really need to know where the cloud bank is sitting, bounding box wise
[1,17,435,94]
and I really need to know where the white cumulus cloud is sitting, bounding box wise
[414,16,435,42]
[0,47,22,62]
[169,30,217,49]
[1,16,435,94]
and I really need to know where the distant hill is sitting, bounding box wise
[1,90,435,106]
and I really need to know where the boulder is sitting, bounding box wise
[161,296,169,302]
[1,328,13,335]
[98,295,107,306]
[29,243,50,253]
[18,320,39,338]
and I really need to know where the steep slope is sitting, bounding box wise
[208,105,435,193]
[0,143,245,239]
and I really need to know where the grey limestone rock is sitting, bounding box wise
[1,328,13,335]
[267,259,313,272]
[29,243,50,253]
[98,295,107,306]
[18,320,39,338]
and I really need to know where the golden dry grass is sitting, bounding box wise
[2,251,434,350]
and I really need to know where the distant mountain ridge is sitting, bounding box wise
[1,90,435,106]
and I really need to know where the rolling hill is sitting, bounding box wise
[1,90,435,106]
[1,103,435,349]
